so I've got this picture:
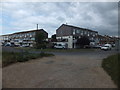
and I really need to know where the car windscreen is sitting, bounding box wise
[104,46,109,47]
[58,44,62,46]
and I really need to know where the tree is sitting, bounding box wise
[35,32,46,49]
[76,36,90,48]
[51,34,57,42]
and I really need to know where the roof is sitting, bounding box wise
[13,29,47,34]
[58,24,98,33]
[1,29,47,36]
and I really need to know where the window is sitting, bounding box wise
[82,31,84,34]
[27,33,30,36]
[81,32,83,35]
[31,38,35,40]
[88,34,89,36]
[84,31,87,34]
[73,29,75,35]
[58,44,62,46]
[76,30,80,33]
[61,31,62,34]
[25,34,27,37]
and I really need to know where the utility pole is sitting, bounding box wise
[37,24,38,30]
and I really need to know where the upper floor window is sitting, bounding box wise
[88,34,89,36]
[73,29,75,35]
[27,33,30,36]
[61,31,63,34]
[84,31,87,34]
[76,30,80,34]
[81,32,83,35]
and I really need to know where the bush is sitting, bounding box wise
[35,43,46,49]
[39,52,54,57]
[2,52,17,66]
[2,51,54,67]
[17,54,29,62]
[102,53,119,88]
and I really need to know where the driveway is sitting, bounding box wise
[2,50,117,88]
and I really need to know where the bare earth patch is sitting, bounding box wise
[3,54,117,88]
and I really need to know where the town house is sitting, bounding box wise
[56,24,98,48]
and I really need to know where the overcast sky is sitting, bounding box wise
[1,2,118,37]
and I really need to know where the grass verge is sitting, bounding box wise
[2,51,54,67]
[15,47,96,52]
[102,53,120,88]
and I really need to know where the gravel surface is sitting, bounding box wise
[2,51,117,88]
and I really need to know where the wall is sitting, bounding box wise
[56,36,73,49]
[56,24,72,37]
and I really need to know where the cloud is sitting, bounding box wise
[1,2,118,37]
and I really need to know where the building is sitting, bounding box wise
[0,29,48,47]
[97,35,117,45]
[56,24,98,48]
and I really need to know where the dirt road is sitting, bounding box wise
[3,51,117,88]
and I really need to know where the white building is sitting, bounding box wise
[1,29,48,47]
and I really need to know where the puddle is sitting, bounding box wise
[44,61,55,64]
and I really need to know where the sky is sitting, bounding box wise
[1,1,118,37]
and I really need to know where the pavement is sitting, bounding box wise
[2,47,118,88]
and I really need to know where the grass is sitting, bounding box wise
[42,48,95,52]
[2,51,54,67]
[102,53,120,88]
[15,47,96,52]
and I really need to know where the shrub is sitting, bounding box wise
[39,52,54,57]
[2,51,54,67]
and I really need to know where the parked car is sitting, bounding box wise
[92,45,102,49]
[101,44,112,50]
[5,44,10,47]
[54,43,66,49]
[5,43,11,47]
[20,44,29,47]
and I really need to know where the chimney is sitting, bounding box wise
[37,24,38,30]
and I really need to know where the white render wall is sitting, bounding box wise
[56,36,73,49]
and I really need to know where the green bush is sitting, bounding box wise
[35,43,46,49]
[39,52,54,57]
[17,54,29,62]
[102,53,119,88]
[28,54,38,59]
[2,51,54,67]
[2,52,17,66]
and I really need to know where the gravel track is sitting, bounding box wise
[2,51,117,88]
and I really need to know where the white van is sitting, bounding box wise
[54,43,67,49]
[101,44,112,50]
